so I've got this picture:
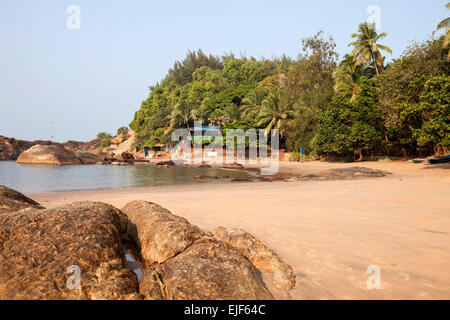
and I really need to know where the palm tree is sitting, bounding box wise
[348,22,392,75]
[437,2,450,58]
[191,105,210,124]
[257,92,295,138]
[241,88,266,121]
[165,102,195,142]
[221,104,241,123]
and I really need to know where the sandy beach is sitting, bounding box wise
[30,161,450,300]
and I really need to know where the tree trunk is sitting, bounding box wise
[370,49,380,75]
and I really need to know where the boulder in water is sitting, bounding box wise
[77,152,102,165]
[16,144,82,165]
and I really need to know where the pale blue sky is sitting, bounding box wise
[0,0,447,142]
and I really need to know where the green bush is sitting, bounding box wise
[117,126,129,136]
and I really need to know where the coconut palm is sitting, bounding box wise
[241,88,266,120]
[191,105,210,124]
[165,102,195,142]
[348,22,392,75]
[333,54,375,101]
[437,2,450,57]
[257,92,295,138]
[220,104,241,123]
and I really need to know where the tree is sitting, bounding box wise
[332,54,375,101]
[315,77,384,160]
[399,75,450,154]
[349,22,392,75]
[97,132,112,139]
[257,92,295,138]
[165,102,195,143]
[284,32,338,152]
[241,88,266,121]
[437,2,450,58]
[117,126,129,136]
[376,37,449,155]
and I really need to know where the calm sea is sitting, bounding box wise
[0,161,252,193]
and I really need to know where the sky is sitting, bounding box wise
[0,0,448,142]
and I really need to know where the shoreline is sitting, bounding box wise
[28,160,450,299]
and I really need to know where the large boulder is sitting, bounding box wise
[140,238,274,300]
[121,200,274,300]
[77,152,102,165]
[215,227,296,291]
[0,201,138,299]
[0,185,44,214]
[17,144,82,165]
[0,135,34,161]
[121,200,205,265]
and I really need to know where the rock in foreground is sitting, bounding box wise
[16,144,82,165]
[0,201,138,299]
[215,227,296,291]
[122,200,274,300]
[141,238,274,300]
[0,185,44,214]
[121,200,205,265]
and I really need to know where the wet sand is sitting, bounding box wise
[30,161,450,299]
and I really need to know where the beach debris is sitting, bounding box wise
[0,200,137,299]
[0,185,44,214]
[16,144,82,165]
[121,200,274,300]
[214,227,296,291]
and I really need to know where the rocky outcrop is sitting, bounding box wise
[0,201,138,300]
[63,139,101,154]
[121,200,205,265]
[298,167,390,181]
[215,227,296,291]
[0,185,44,214]
[140,238,274,300]
[121,200,274,300]
[16,144,82,165]
[0,136,59,161]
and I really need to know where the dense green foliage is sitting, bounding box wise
[117,126,129,136]
[315,77,384,159]
[130,20,449,160]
